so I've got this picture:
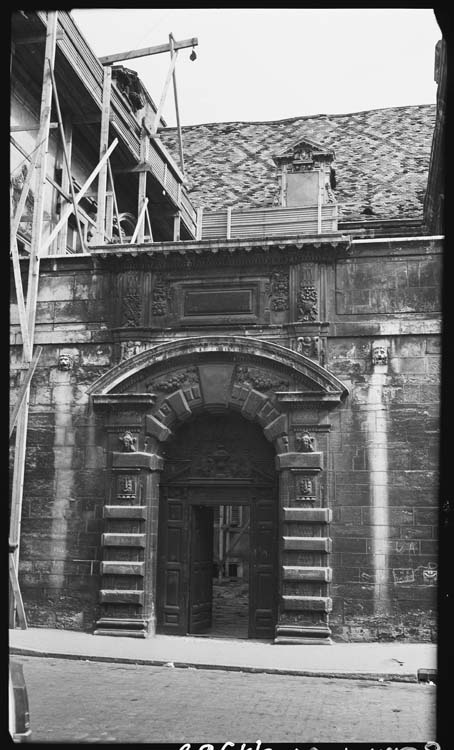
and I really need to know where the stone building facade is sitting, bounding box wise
[10,11,443,642]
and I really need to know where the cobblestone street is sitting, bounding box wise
[15,655,436,744]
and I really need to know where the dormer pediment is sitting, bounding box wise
[273,138,335,171]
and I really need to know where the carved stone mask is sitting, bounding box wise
[58,354,73,371]
[372,346,388,365]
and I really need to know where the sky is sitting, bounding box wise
[71,8,441,128]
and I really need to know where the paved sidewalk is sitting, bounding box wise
[9,627,436,683]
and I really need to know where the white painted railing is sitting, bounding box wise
[200,203,338,240]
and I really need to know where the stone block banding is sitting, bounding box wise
[102,533,146,547]
[283,536,332,552]
[282,595,332,612]
[282,565,332,581]
[276,451,323,470]
[99,589,144,605]
[103,505,147,519]
[100,561,145,576]
[283,507,332,522]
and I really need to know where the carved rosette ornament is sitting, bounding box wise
[298,284,318,321]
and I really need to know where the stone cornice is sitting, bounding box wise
[90,238,351,266]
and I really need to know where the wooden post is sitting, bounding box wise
[173,212,181,242]
[11,125,46,243]
[317,172,323,234]
[41,139,118,254]
[196,206,203,240]
[137,127,148,244]
[95,65,112,243]
[107,159,124,243]
[169,33,185,176]
[150,51,179,136]
[131,197,149,243]
[10,190,31,359]
[9,347,42,438]
[226,206,232,240]
[145,206,154,242]
[105,192,114,241]
[48,61,86,254]
[56,114,73,254]
[9,554,27,629]
[10,14,58,621]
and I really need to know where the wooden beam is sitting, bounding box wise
[9,347,42,438]
[9,555,27,629]
[10,190,31,358]
[56,114,73,254]
[137,127,149,244]
[196,206,203,240]
[95,65,112,244]
[11,123,58,131]
[173,212,181,242]
[48,62,87,254]
[131,197,149,243]
[43,139,118,254]
[169,33,185,176]
[150,51,179,136]
[99,36,198,65]
[107,158,124,243]
[10,17,58,605]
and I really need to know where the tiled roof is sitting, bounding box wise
[160,105,436,221]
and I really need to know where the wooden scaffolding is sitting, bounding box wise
[9,10,198,628]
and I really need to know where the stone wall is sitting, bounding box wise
[10,237,441,639]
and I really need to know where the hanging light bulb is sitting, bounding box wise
[190,47,197,61]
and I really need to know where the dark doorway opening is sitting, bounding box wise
[157,412,277,640]
[211,504,249,639]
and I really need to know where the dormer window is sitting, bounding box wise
[273,138,336,208]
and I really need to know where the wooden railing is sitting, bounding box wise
[37,11,198,240]
[201,204,339,240]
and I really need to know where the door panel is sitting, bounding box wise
[157,494,189,634]
[189,506,214,633]
[249,498,277,639]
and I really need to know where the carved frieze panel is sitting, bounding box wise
[120,271,142,327]
[151,276,171,317]
[298,284,318,321]
[116,474,138,500]
[234,366,289,393]
[152,367,200,394]
[269,270,289,312]
[296,336,319,359]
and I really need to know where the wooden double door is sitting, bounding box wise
[157,483,277,639]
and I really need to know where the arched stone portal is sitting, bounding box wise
[90,336,348,643]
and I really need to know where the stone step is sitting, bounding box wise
[282,595,332,612]
[103,505,147,519]
[102,533,146,547]
[99,589,144,604]
[100,561,145,576]
[283,507,332,523]
[282,565,332,581]
[282,536,331,552]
